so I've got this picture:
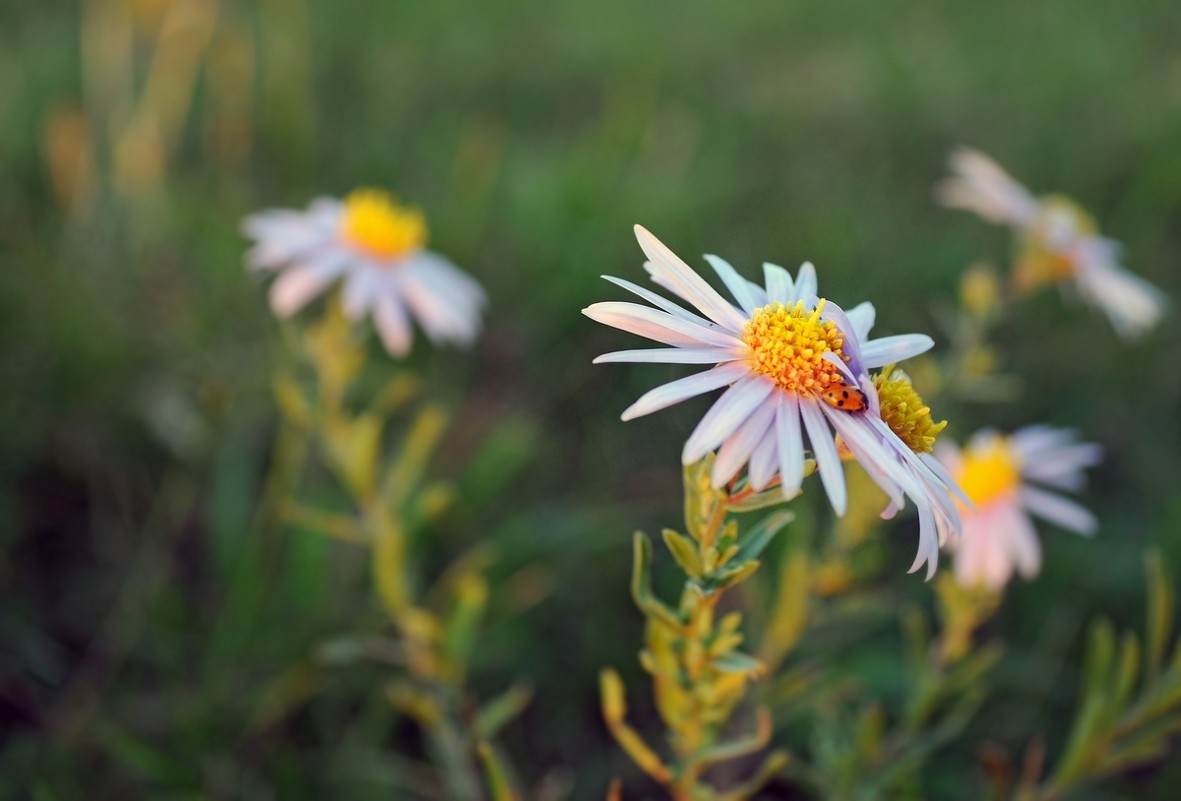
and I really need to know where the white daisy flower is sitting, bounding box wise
[936,148,1167,339]
[242,190,486,356]
[585,225,965,577]
[936,425,1102,590]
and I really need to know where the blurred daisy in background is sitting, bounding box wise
[243,190,486,355]
[585,225,964,577]
[937,425,1102,590]
[936,148,1167,339]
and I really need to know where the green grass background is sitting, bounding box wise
[2,0,1180,797]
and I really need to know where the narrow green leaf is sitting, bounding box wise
[662,528,703,578]
[1145,549,1173,683]
[474,683,533,740]
[733,509,795,564]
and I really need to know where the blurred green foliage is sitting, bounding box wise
[1,0,1180,798]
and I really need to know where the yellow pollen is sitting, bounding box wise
[872,365,947,454]
[956,438,1021,506]
[742,300,848,395]
[340,189,427,259]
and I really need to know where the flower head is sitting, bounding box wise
[936,148,1168,339]
[242,190,486,356]
[937,425,1102,590]
[586,225,965,577]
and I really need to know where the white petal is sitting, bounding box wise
[621,361,751,421]
[763,263,794,305]
[594,346,746,365]
[1002,504,1043,579]
[799,399,846,514]
[583,302,742,348]
[1020,486,1098,535]
[711,401,776,487]
[373,291,413,356]
[397,254,484,345]
[704,255,760,314]
[682,376,776,464]
[633,225,748,331]
[861,334,935,368]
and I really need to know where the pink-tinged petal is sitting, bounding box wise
[704,255,761,314]
[763,263,794,305]
[398,255,483,344]
[1000,503,1042,580]
[268,257,345,317]
[620,361,751,421]
[682,376,775,464]
[861,334,934,368]
[935,148,1039,227]
[775,393,805,497]
[933,442,964,477]
[799,399,846,515]
[633,225,749,331]
[1019,486,1098,535]
[373,292,413,356]
[583,302,742,348]
[593,347,746,365]
[711,400,776,487]
[791,262,818,304]
[1075,254,1168,340]
[602,276,717,328]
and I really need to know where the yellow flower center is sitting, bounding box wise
[340,189,427,259]
[956,438,1021,506]
[873,366,947,454]
[742,300,847,395]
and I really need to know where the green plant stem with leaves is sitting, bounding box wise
[601,457,797,800]
[273,306,524,801]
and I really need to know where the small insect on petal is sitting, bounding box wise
[820,384,867,412]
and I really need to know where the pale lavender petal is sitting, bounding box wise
[1020,486,1098,535]
[792,262,818,304]
[763,263,794,305]
[711,400,776,487]
[775,393,805,497]
[602,275,717,328]
[748,428,779,491]
[341,267,380,319]
[845,301,876,341]
[682,376,776,464]
[594,346,747,365]
[633,226,748,331]
[704,255,761,314]
[799,398,846,514]
[861,334,935,368]
[621,361,751,421]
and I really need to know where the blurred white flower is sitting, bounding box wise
[242,190,486,356]
[937,148,1167,339]
[585,225,964,577]
[937,425,1102,590]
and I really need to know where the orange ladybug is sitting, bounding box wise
[821,383,866,412]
